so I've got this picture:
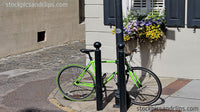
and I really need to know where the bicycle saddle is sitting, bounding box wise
[80,49,95,54]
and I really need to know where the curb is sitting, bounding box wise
[47,77,192,112]
[48,88,77,112]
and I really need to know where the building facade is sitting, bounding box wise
[0,0,85,58]
[85,0,200,79]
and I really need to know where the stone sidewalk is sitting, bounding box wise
[0,40,86,112]
[49,76,200,112]
[0,40,86,73]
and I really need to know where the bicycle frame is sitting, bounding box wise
[74,60,141,88]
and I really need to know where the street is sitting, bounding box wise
[0,40,85,112]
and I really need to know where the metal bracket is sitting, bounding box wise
[110,25,113,29]
[193,25,197,33]
[177,25,180,32]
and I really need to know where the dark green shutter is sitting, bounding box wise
[165,0,185,27]
[104,0,116,26]
[187,0,200,27]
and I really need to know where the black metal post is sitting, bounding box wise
[118,44,127,112]
[114,0,127,111]
[94,42,103,111]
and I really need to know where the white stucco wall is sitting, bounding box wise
[152,28,200,79]
[85,0,200,79]
[85,0,117,72]
[148,0,200,79]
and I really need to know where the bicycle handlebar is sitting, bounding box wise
[80,48,139,61]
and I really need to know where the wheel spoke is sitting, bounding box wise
[128,67,162,105]
[57,65,95,101]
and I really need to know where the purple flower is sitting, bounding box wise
[162,17,165,20]
[157,19,161,22]
[125,28,131,33]
[149,19,151,21]
[148,22,152,25]
[140,22,146,26]
[131,20,134,23]
[134,23,137,26]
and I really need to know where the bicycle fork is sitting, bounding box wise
[126,63,142,88]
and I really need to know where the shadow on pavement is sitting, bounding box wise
[18,108,64,112]
[151,97,165,106]
[102,90,115,109]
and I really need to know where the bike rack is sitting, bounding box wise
[114,0,128,111]
[94,42,103,111]
[118,43,127,111]
[93,41,130,112]
[94,0,129,111]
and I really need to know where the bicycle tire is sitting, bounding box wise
[127,67,162,106]
[56,65,95,101]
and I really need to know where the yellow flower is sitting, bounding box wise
[123,35,131,41]
[138,28,143,30]
[112,28,116,35]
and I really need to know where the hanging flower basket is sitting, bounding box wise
[112,10,167,43]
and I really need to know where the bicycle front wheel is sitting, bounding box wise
[56,65,95,101]
[127,67,162,106]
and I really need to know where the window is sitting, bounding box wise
[133,0,147,9]
[37,31,46,42]
[79,0,85,24]
[132,0,164,11]
[150,0,164,10]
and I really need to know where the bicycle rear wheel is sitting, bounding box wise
[127,67,162,105]
[56,65,95,101]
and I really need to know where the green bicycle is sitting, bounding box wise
[56,49,162,106]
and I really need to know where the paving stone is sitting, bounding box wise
[162,78,192,95]
[157,97,200,111]
[0,40,86,73]
[172,80,200,99]
[0,69,41,78]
